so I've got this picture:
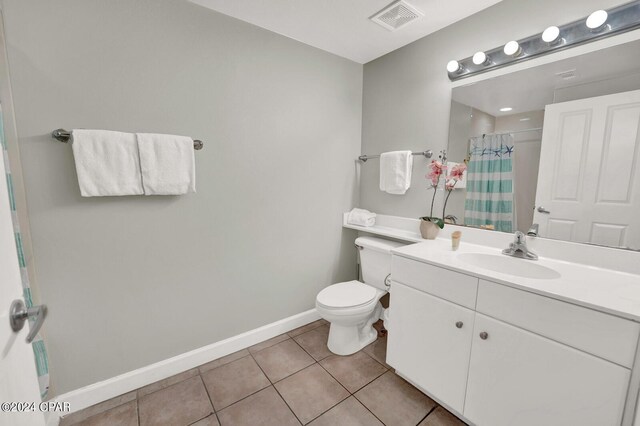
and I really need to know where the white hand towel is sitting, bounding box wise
[347,208,376,227]
[379,151,413,195]
[71,129,144,197]
[136,133,196,195]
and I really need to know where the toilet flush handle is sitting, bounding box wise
[384,274,392,289]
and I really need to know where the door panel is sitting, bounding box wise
[387,282,475,413]
[535,89,640,248]
[596,104,640,203]
[551,110,591,201]
[464,314,630,426]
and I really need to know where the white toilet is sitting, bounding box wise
[316,236,406,355]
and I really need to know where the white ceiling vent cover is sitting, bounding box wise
[370,0,424,31]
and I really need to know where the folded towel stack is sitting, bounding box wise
[379,151,413,195]
[71,129,196,197]
[347,208,376,227]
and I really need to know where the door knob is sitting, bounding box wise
[455,321,463,329]
[479,331,489,340]
[537,206,551,214]
[9,299,48,343]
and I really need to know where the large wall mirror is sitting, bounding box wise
[446,39,640,250]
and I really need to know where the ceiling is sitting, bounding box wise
[453,39,640,117]
[189,0,504,64]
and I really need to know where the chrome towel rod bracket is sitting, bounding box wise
[51,129,204,150]
[358,150,433,162]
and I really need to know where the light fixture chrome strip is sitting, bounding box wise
[447,0,640,81]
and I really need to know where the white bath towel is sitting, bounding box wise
[347,208,376,227]
[379,151,413,195]
[71,129,144,197]
[136,133,196,195]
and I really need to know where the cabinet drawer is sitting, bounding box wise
[477,280,640,368]
[391,255,478,309]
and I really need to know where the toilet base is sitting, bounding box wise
[326,302,382,356]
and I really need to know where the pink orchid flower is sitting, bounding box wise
[448,163,467,181]
[426,161,446,187]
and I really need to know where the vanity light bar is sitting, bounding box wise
[447,0,640,81]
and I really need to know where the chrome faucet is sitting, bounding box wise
[502,231,538,260]
[527,223,539,237]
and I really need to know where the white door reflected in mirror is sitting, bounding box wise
[534,89,640,249]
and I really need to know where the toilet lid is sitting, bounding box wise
[316,280,377,309]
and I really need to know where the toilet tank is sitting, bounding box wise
[356,236,407,290]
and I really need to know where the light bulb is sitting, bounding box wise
[472,51,488,65]
[500,107,513,112]
[447,60,461,73]
[503,40,522,56]
[542,26,560,43]
[586,10,608,30]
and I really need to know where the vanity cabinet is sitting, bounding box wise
[389,255,639,426]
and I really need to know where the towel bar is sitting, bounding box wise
[51,129,204,150]
[358,150,432,162]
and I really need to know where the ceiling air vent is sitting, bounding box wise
[370,0,424,32]
[555,69,577,80]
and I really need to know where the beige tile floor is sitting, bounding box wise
[60,319,466,426]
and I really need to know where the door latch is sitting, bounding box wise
[9,299,48,343]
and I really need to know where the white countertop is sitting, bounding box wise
[391,239,640,322]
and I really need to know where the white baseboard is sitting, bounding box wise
[46,308,320,425]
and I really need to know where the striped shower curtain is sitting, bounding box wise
[464,134,515,233]
[1,105,49,398]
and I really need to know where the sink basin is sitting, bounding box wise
[457,253,561,280]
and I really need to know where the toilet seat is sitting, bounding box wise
[316,280,378,310]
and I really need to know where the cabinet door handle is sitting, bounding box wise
[479,331,489,340]
[455,321,463,329]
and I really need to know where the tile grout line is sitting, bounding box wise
[67,322,325,423]
[286,320,327,339]
[136,368,199,400]
[200,357,271,417]
[249,350,306,425]
[70,320,416,426]
[288,326,398,425]
[351,391,389,426]
[287,337,379,425]
[416,405,438,426]
[197,372,218,417]
[308,339,388,395]
[292,358,351,424]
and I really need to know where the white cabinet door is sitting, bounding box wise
[464,314,630,426]
[387,282,475,413]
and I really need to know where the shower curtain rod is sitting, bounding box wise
[480,127,543,137]
[51,129,204,150]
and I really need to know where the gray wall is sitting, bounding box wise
[361,0,629,219]
[1,0,362,394]
[445,103,496,225]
